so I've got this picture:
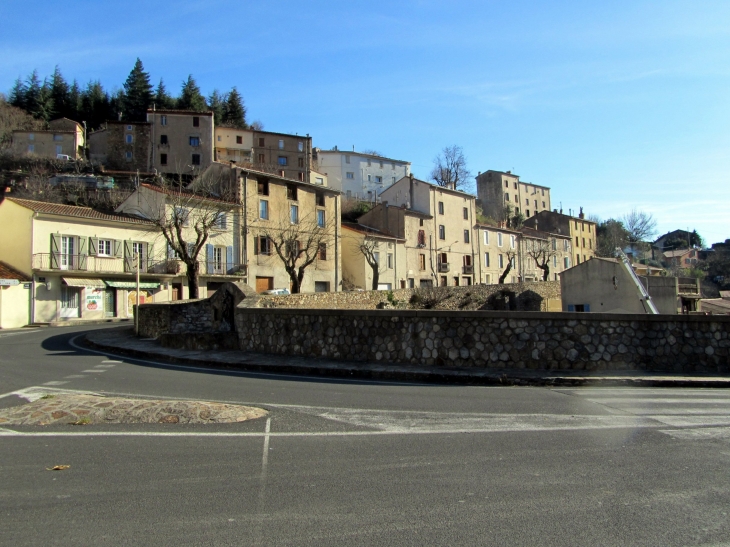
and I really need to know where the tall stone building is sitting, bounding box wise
[475,170,551,221]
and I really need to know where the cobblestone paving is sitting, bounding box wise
[0,394,268,425]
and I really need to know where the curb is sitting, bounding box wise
[80,332,730,388]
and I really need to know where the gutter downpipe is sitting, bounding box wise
[335,193,340,291]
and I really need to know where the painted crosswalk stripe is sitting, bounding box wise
[82,369,106,373]
[42,381,69,386]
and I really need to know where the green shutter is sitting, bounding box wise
[50,234,61,269]
[124,240,133,272]
[77,237,87,270]
[113,240,122,258]
[88,237,98,256]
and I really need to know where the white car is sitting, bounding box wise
[56,154,72,161]
[262,288,291,296]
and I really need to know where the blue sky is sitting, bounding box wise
[2,0,729,244]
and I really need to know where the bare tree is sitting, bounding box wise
[256,210,335,294]
[13,164,63,202]
[498,250,517,284]
[596,219,630,258]
[361,149,383,157]
[430,145,471,190]
[622,208,657,256]
[357,235,383,290]
[142,172,236,299]
[524,238,560,281]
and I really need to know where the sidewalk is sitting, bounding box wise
[83,328,730,388]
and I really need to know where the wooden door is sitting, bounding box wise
[256,277,274,293]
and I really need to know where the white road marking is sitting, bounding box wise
[7,386,100,402]
[586,398,730,405]
[81,369,106,373]
[261,417,271,468]
[101,360,122,364]
[660,427,730,441]
[42,381,69,386]
[94,365,116,369]
[64,375,86,379]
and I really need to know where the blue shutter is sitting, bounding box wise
[226,246,233,274]
[206,244,214,274]
[568,305,575,312]
[584,304,590,312]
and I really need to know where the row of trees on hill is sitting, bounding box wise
[6,59,255,131]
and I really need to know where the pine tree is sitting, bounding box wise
[49,66,70,120]
[208,89,225,126]
[153,78,176,110]
[222,87,247,129]
[81,80,112,130]
[34,79,55,122]
[8,77,26,109]
[177,75,207,111]
[24,70,43,118]
[122,58,153,121]
[68,80,81,121]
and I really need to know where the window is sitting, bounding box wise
[259,200,269,219]
[160,115,167,126]
[464,229,470,243]
[564,240,569,251]
[440,276,447,287]
[160,134,168,145]
[484,252,490,267]
[373,251,380,265]
[193,117,200,127]
[317,210,325,227]
[575,236,579,246]
[438,202,444,215]
[367,174,371,182]
[392,177,396,183]
[191,154,201,165]
[290,204,299,224]
[526,198,529,205]
[257,236,271,255]
[379,161,383,168]
[236,135,243,144]
[438,225,445,240]
[287,184,297,201]
[505,193,510,202]
[387,253,393,269]
[499,254,504,268]
[275,156,287,166]
[417,230,426,246]
[258,137,265,147]
[514,182,517,189]
[483,230,489,245]
[510,235,516,249]
[542,201,546,208]
[53,134,63,141]
[392,163,395,170]
[190,137,200,146]
[346,172,354,179]
[375,176,382,183]
[542,189,545,196]
[315,177,324,185]
[564,257,570,269]
[581,223,585,231]
[258,181,269,195]
[463,207,468,220]
[318,243,327,260]
[419,254,426,270]
[257,153,265,163]
[345,155,350,164]
[367,158,372,167]
[419,219,424,226]
[28,144,35,153]
[526,210,530,217]
[551,239,557,250]
[175,207,190,227]
[497,233,503,247]
[125,151,133,161]
[126,125,133,131]
[553,255,557,268]
[160,153,167,165]
[582,238,585,248]
[126,134,133,144]
[214,213,227,230]
[298,141,303,152]
[298,158,304,168]
[316,192,325,207]
[278,139,284,150]
[534,200,538,208]
[505,181,509,188]
[514,195,518,203]
[97,239,113,257]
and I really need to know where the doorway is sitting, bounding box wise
[60,286,80,318]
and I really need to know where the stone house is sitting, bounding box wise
[473,223,522,285]
[560,257,701,314]
[88,121,152,172]
[145,109,214,175]
[12,118,85,160]
[314,148,411,200]
[517,226,573,282]
[341,223,406,291]
[475,169,552,221]
[523,209,596,266]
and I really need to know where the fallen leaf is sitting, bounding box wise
[47,465,70,471]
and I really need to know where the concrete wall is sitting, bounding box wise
[0,284,31,328]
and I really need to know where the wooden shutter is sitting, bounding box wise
[77,237,87,270]
[206,244,214,274]
[226,246,233,273]
[88,237,98,256]
[124,240,133,272]
[144,243,151,273]
[50,234,61,269]
[253,236,259,255]
[113,240,122,257]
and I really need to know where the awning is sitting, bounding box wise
[63,277,106,288]
[104,280,160,289]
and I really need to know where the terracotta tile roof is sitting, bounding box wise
[139,183,238,205]
[6,198,155,225]
[342,222,403,240]
[0,261,30,281]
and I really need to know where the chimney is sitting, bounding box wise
[409,173,415,210]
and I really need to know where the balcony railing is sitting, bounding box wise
[462,265,474,275]
[33,253,244,276]
[438,262,450,273]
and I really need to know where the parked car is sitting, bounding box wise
[262,288,291,296]
[56,154,72,161]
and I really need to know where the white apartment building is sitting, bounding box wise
[315,148,410,200]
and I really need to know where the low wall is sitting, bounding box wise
[259,282,562,312]
[234,309,730,372]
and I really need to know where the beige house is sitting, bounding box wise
[146,109,214,175]
[0,262,31,328]
[473,224,522,285]
[12,118,85,160]
[518,227,573,282]
[215,128,314,183]
[523,209,596,266]
[88,121,152,172]
[476,170,552,221]
[0,198,171,325]
[341,223,406,291]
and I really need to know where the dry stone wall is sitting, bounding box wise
[235,309,730,373]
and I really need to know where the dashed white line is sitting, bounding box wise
[81,369,106,373]
[64,375,86,379]
[42,381,69,386]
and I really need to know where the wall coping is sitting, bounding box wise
[236,307,730,323]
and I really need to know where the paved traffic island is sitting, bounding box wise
[0,394,268,426]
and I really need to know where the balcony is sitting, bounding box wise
[438,262,450,273]
[33,254,245,277]
[462,265,474,275]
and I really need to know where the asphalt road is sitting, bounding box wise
[2,325,730,546]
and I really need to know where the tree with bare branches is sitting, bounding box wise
[357,235,383,290]
[430,145,471,190]
[524,237,560,281]
[255,209,335,294]
[498,250,517,284]
[622,208,657,256]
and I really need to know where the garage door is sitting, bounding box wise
[377,283,392,291]
[314,281,330,293]
[256,277,274,293]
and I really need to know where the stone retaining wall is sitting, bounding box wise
[235,309,730,372]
